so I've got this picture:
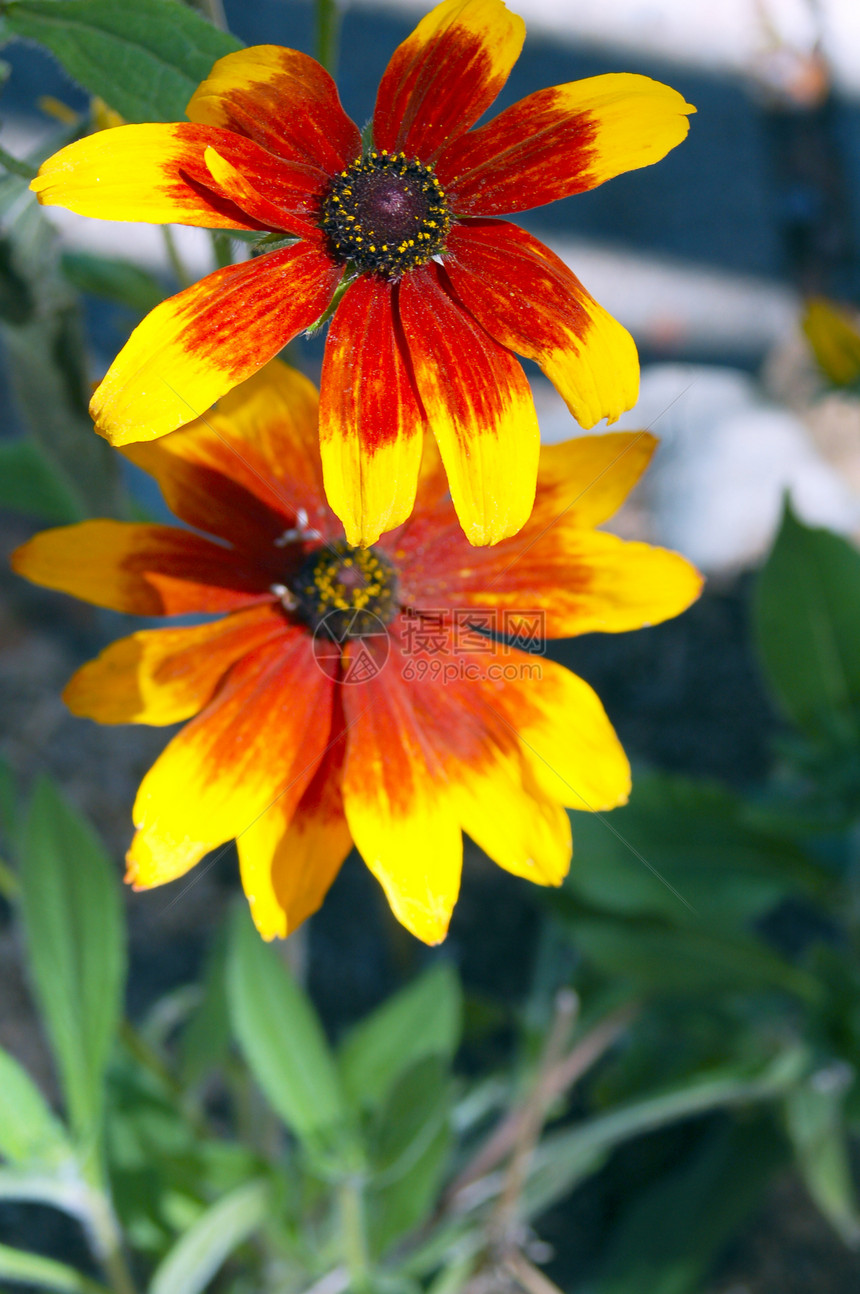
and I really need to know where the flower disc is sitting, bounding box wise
[292,540,399,638]
[321,151,451,278]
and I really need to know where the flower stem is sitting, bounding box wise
[210,230,235,270]
[0,143,37,180]
[338,1176,371,1293]
[161,226,193,290]
[0,858,19,901]
[315,0,340,76]
[81,1173,138,1294]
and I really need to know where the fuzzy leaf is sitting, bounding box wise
[0,1045,71,1166]
[4,0,241,123]
[148,1179,269,1294]
[19,778,125,1141]
[0,438,82,522]
[0,1242,109,1293]
[227,907,348,1147]
[339,962,462,1111]
[755,504,860,748]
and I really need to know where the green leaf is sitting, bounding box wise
[551,900,820,1003]
[425,1253,477,1294]
[339,962,462,1111]
[4,0,241,123]
[61,251,165,314]
[226,907,348,1148]
[0,753,17,842]
[367,1056,453,1256]
[19,778,126,1142]
[2,310,122,516]
[0,164,123,517]
[786,1072,860,1245]
[0,438,82,522]
[755,503,860,747]
[0,1242,109,1293]
[0,1045,71,1166]
[179,924,230,1089]
[523,1048,807,1220]
[148,1178,269,1294]
[105,1047,258,1258]
[567,770,828,928]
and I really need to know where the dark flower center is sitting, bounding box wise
[320,151,451,279]
[291,540,399,639]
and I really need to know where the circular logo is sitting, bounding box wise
[310,608,392,684]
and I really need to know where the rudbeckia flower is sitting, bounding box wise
[12,360,701,945]
[31,0,694,548]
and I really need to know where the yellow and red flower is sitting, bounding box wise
[31,0,694,548]
[12,360,701,944]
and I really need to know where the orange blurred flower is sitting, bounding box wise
[12,361,701,944]
[31,0,693,548]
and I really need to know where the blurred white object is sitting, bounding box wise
[551,239,796,360]
[536,366,860,575]
[623,366,860,574]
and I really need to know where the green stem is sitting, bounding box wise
[315,0,340,76]
[97,1237,137,1294]
[81,1175,138,1294]
[0,144,37,180]
[338,1176,371,1293]
[306,271,355,336]
[0,858,19,902]
[161,225,193,290]
[210,230,235,270]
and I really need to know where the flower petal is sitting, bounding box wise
[237,704,351,940]
[401,638,572,884]
[373,0,524,160]
[444,221,638,428]
[439,73,694,214]
[530,431,657,530]
[396,432,659,582]
[484,651,631,811]
[64,604,290,726]
[11,521,268,614]
[187,45,361,174]
[340,640,462,944]
[398,264,539,547]
[90,243,342,446]
[202,145,320,235]
[319,276,425,548]
[457,759,571,885]
[425,529,703,638]
[123,360,338,555]
[31,123,322,234]
[127,633,332,887]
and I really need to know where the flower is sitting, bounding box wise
[31,0,694,549]
[12,359,701,945]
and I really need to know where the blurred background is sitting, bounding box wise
[3,2,860,1291]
